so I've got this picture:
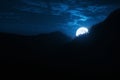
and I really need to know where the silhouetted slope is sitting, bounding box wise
[0,31,71,62]
[89,8,120,69]
[0,31,70,43]
[33,31,72,47]
[90,8,120,44]
[0,8,120,76]
[106,8,120,24]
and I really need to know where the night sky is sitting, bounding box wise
[0,0,120,37]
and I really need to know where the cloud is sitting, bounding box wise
[50,3,69,12]
[14,0,118,29]
[2,0,119,27]
[17,0,117,16]
[22,0,48,8]
[79,15,89,21]
[87,5,108,13]
[66,9,90,22]
[50,3,69,15]
[17,6,44,13]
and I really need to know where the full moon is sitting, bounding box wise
[76,27,89,37]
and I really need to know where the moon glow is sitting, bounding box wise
[76,27,89,37]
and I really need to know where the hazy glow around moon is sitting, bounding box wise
[76,27,89,37]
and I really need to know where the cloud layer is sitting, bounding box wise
[0,0,120,37]
[17,0,118,22]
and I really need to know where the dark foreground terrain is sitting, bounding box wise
[0,9,120,76]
